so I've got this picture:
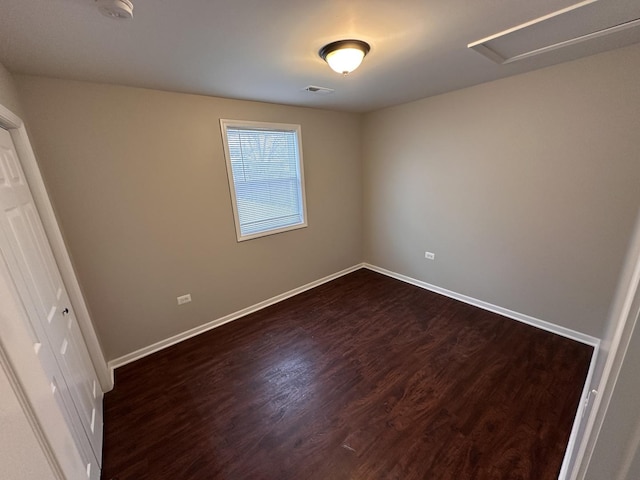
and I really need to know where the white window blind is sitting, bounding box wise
[220,119,308,241]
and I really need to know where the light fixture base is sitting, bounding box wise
[319,39,371,75]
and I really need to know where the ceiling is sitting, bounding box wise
[1,0,639,112]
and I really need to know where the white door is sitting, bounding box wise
[0,127,103,479]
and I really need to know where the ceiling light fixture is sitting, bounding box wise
[96,0,134,19]
[319,40,370,75]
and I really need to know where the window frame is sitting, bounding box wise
[220,119,308,242]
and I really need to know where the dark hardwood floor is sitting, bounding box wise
[101,269,593,480]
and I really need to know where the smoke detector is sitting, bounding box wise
[96,0,134,19]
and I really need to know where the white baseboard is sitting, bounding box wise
[108,263,365,377]
[363,263,600,347]
[110,261,600,383]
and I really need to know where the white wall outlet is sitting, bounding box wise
[425,252,435,260]
[177,294,192,305]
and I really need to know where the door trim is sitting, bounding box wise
[0,102,112,391]
[571,210,640,479]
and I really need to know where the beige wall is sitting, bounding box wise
[16,77,363,360]
[0,62,23,118]
[362,43,640,338]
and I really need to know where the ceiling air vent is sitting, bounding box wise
[468,0,640,64]
[303,85,335,95]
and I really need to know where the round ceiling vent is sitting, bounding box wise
[96,0,134,19]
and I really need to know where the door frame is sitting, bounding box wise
[0,102,111,392]
[569,209,640,479]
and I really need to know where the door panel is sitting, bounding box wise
[0,127,102,476]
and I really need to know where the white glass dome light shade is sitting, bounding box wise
[325,48,366,74]
[319,40,371,75]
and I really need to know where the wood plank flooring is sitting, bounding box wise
[101,269,593,480]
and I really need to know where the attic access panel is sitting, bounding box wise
[469,0,640,64]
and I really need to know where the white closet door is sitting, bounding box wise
[0,127,102,479]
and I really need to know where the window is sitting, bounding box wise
[220,119,308,241]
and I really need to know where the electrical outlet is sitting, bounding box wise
[425,252,435,260]
[177,294,192,305]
